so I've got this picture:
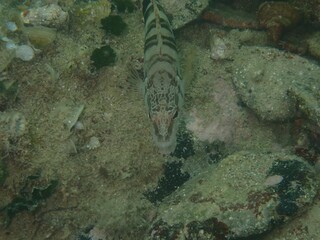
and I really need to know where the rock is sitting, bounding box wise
[288,78,320,126]
[291,0,320,24]
[257,2,302,42]
[263,199,320,239]
[307,32,320,60]
[21,4,68,28]
[147,151,318,239]
[15,45,35,61]
[161,0,209,29]
[233,46,320,121]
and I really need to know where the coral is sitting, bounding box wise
[257,2,303,42]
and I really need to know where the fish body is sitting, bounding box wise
[142,0,184,154]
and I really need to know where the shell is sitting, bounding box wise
[22,26,57,48]
[257,2,302,42]
[5,21,18,32]
[15,45,35,61]
[86,136,100,150]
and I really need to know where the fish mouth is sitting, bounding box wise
[153,134,177,154]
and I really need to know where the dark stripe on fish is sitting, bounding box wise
[147,54,177,70]
[144,35,158,52]
[143,0,151,15]
[162,36,177,51]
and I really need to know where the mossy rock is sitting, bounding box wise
[148,151,318,239]
[0,174,58,227]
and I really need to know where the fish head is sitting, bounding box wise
[149,101,179,154]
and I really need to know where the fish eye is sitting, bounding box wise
[173,111,178,119]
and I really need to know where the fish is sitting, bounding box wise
[142,0,184,154]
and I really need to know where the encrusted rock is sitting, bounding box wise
[288,78,320,126]
[147,151,318,239]
[233,46,320,121]
[161,0,209,29]
[21,4,68,28]
[307,32,320,60]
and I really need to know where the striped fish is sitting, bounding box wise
[142,0,184,154]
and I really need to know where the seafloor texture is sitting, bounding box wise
[0,0,320,240]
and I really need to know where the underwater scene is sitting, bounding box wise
[0,0,320,239]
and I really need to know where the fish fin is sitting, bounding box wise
[126,60,144,94]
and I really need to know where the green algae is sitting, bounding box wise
[100,15,127,36]
[113,0,135,13]
[0,158,6,185]
[0,174,58,227]
[0,80,18,110]
[90,44,116,70]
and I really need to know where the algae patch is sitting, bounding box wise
[0,174,58,227]
[90,45,116,70]
[100,15,127,36]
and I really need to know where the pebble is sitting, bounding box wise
[5,21,18,32]
[15,45,35,61]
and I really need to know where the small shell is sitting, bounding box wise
[51,103,85,138]
[6,21,18,32]
[64,139,78,155]
[63,105,85,132]
[86,136,100,150]
[264,175,284,186]
[15,45,35,61]
[5,42,17,50]
[74,121,85,131]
